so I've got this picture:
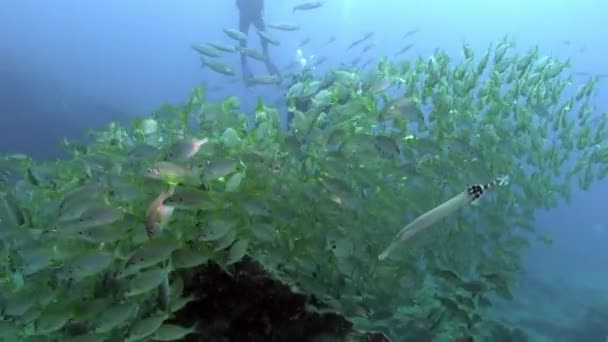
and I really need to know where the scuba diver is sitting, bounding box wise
[235,0,281,84]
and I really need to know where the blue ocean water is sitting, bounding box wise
[1,1,607,340]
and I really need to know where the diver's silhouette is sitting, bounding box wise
[236,0,281,84]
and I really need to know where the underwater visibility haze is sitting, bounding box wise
[1,0,608,341]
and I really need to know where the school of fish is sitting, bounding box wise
[1,2,608,341]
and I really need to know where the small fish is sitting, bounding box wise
[267,22,300,31]
[69,224,125,243]
[222,28,248,42]
[378,175,509,260]
[247,74,282,86]
[107,177,142,203]
[381,96,424,122]
[395,44,414,56]
[402,29,418,39]
[118,238,180,278]
[163,187,219,211]
[169,275,184,297]
[94,302,138,333]
[145,161,198,185]
[170,295,197,313]
[374,135,401,159]
[200,57,235,76]
[57,194,106,222]
[347,32,374,50]
[145,187,176,238]
[165,138,209,162]
[225,171,245,192]
[153,323,197,341]
[172,246,210,269]
[34,308,73,334]
[238,47,267,62]
[227,238,249,265]
[433,268,464,285]
[240,198,271,216]
[367,76,392,94]
[362,43,375,53]
[213,229,237,251]
[293,1,324,12]
[18,247,59,276]
[60,206,123,232]
[58,250,116,282]
[298,36,312,47]
[202,158,240,182]
[250,223,278,243]
[58,183,105,212]
[256,30,280,46]
[125,265,171,297]
[126,314,169,342]
[318,174,356,207]
[313,56,327,66]
[1,292,36,316]
[72,298,111,325]
[206,42,237,53]
[191,44,221,58]
[199,218,237,242]
[347,40,363,51]
[330,237,354,258]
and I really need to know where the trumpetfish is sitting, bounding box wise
[378,175,509,260]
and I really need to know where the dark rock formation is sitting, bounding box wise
[170,257,390,342]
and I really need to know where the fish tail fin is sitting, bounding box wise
[496,174,509,186]
[200,57,207,69]
[481,174,509,192]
